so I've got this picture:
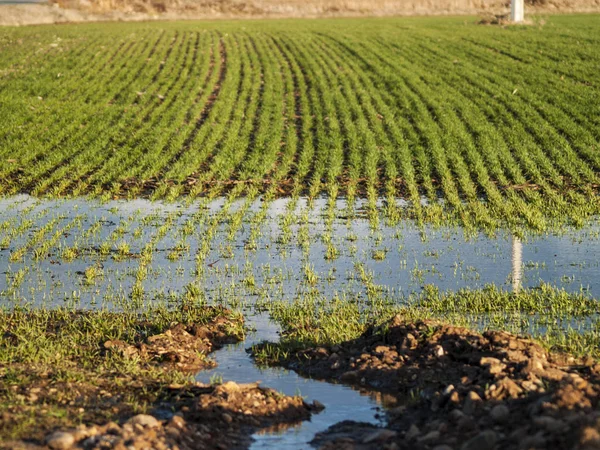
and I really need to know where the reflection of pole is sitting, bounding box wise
[511,0,524,22]
[511,236,522,294]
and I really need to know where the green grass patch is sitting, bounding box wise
[0,305,243,441]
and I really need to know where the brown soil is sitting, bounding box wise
[6,381,321,450]
[266,315,600,449]
[0,310,324,449]
[103,316,240,373]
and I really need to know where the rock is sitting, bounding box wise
[449,409,465,422]
[480,356,506,375]
[128,414,160,428]
[490,404,510,423]
[222,412,233,423]
[220,381,241,392]
[443,384,455,396]
[433,345,445,357]
[315,347,329,358]
[389,405,406,417]
[520,432,546,449]
[405,424,420,440]
[361,428,398,443]
[374,345,391,354]
[533,415,564,431]
[580,426,600,446]
[460,430,498,450]
[463,391,482,415]
[169,415,186,429]
[419,430,440,443]
[491,377,523,400]
[46,431,75,450]
[449,390,460,404]
[340,371,360,383]
[312,400,325,411]
[457,415,476,432]
[105,422,121,435]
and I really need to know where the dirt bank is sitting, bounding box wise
[1,0,599,26]
[6,381,320,449]
[261,315,600,449]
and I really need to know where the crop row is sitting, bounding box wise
[0,16,598,229]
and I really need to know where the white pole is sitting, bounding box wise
[511,0,524,22]
[511,235,522,294]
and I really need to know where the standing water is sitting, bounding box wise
[197,313,389,449]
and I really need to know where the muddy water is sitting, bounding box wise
[197,312,388,449]
[1,195,599,309]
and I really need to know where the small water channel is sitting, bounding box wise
[197,312,389,449]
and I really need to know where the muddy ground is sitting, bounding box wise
[264,315,600,450]
[7,382,320,450]
[3,308,600,449]
[0,308,320,449]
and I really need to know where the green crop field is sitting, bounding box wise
[0,15,599,230]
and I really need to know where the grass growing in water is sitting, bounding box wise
[254,284,600,363]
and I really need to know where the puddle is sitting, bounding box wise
[197,312,388,449]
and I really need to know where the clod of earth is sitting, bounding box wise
[27,382,316,450]
[265,314,600,449]
[103,316,240,372]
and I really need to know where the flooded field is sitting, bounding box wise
[1,196,599,310]
[2,195,599,447]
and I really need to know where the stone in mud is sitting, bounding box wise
[312,400,325,411]
[46,431,75,449]
[433,345,445,357]
[340,370,360,383]
[533,415,565,431]
[460,430,498,450]
[128,414,160,428]
[361,428,397,443]
[490,404,510,423]
[405,424,420,440]
[462,391,482,415]
[220,381,242,393]
[419,430,441,443]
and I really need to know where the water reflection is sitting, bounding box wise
[512,236,523,294]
